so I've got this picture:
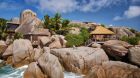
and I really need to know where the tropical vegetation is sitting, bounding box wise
[0,18,8,40]
[65,28,90,47]
[121,36,140,45]
[43,13,70,35]
[14,32,23,39]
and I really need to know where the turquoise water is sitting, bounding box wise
[0,65,27,78]
[0,65,83,78]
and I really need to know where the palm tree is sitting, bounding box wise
[62,19,70,29]
[44,14,51,29]
[43,13,70,35]
[53,13,62,31]
[0,18,7,40]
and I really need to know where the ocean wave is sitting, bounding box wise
[0,65,84,78]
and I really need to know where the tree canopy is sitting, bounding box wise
[0,18,8,40]
[43,13,70,35]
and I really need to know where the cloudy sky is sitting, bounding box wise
[0,0,140,30]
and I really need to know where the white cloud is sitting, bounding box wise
[0,1,22,10]
[24,0,38,4]
[25,0,126,13]
[124,6,140,18]
[38,0,78,13]
[132,0,140,3]
[114,6,140,21]
[113,16,123,21]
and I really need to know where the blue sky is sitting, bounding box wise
[0,0,140,31]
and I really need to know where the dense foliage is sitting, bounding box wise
[129,28,138,33]
[65,34,84,47]
[0,18,8,40]
[44,13,70,35]
[121,36,140,45]
[65,28,90,47]
[14,32,23,39]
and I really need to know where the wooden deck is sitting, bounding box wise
[85,41,105,47]
[85,38,115,47]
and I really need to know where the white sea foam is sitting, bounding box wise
[0,65,84,78]
[0,65,28,78]
[64,72,84,78]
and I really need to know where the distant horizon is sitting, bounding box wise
[0,0,140,31]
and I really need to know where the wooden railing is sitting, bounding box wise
[85,37,116,46]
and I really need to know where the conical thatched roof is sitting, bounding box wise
[90,26,115,35]
[28,28,51,36]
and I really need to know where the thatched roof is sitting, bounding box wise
[27,28,51,36]
[90,26,115,35]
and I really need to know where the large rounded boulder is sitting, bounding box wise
[39,36,51,46]
[85,61,140,78]
[49,35,62,49]
[2,44,13,59]
[37,52,64,78]
[24,62,45,78]
[49,35,67,49]
[109,27,135,39]
[102,40,132,60]
[128,47,140,66]
[33,48,43,61]
[0,40,7,57]
[12,39,34,67]
[51,47,109,74]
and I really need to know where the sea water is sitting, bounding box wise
[0,65,84,78]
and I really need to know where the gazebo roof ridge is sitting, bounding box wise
[90,26,115,35]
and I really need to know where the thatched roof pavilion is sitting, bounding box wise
[90,26,115,35]
[90,26,115,41]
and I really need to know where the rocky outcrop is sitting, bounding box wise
[38,35,67,48]
[49,35,67,48]
[33,48,43,61]
[39,37,51,46]
[1,39,34,67]
[102,40,132,60]
[0,59,5,67]
[24,62,45,78]
[24,52,64,78]
[128,47,140,66]
[0,40,7,57]
[43,47,50,53]
[37,52,64,78]
[12,39,34,67]
[49,38,62,49]
[69,27,80,35]
[2,44,13,59]
[58,35,67,48]
[51,47,109,74]
[85,61,140,78]
[109,27,135,39]
[16,9,42,35]
[92,43,101,48]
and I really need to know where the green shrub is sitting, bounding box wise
[65,34,84,47]
[56,29,69,36]
[68,23,80,28]
[65,28,90,47]
[127,37,140,45]
[121,36,129,42]
[121,36,140,45]
[80,27,90,42]
[14,32,23,39]
[136,32,140,37]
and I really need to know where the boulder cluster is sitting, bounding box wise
[0,39,140,78]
